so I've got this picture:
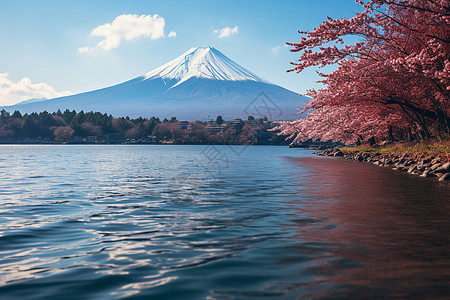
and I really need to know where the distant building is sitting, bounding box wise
[104,133,125,144]
[248,119,263,129]
[72,136,84,143]
[71,135,98,143]
[141,136,158,143]
[206,126,224,134]
[178,121,192,132]
[178,121,189,129]
[226,118,244,125]
[225,118,244,131]
[85,136,98,143]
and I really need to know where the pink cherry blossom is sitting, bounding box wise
[277,0,450,144]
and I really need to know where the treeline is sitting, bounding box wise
[0,109,288,144]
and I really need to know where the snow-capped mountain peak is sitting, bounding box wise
[4,46,308,121]
[143,46,268,87]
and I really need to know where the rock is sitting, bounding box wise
[404,160,415,167]
[407,165,418,173]
[421,158,432,164]
[334,151,344,157]
[395,163,406,169]
[430,158,441,165]
[431,163,442,171]
[329,150,447,181]
[320,149,331,156]
[417,165,426,172]
[439,173,450,181]
[435,162,450,174]
[420,169,436,177]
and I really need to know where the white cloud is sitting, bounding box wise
[77,47,90,54]
[78,14,165,53]
[0,73,73,106]
[214,26,238,38]
[271,46,282,54]
[168,31,176,38]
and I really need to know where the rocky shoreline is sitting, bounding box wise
[317,149,450,182]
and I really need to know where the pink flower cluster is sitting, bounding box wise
[278,0,450,144]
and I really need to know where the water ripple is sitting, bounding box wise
[0,145,448,299]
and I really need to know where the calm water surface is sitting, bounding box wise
[0,145,448,299]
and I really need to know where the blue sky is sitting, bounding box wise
[0,0,362,106]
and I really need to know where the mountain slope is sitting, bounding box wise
[143,47,269,86]
[4,47,308,120]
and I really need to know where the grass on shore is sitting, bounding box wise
[339,139,450,156]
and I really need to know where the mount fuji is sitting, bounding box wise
[4,47,308,120]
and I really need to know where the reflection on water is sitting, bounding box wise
[0,145,448,299]
[285,156,450,299]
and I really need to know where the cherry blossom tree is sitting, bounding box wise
[53,126,74,142]
[277,0,449,144]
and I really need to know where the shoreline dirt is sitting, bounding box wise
[317,148,450,182]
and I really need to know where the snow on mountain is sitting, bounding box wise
[143,47,269,87]
[2,47,309,120]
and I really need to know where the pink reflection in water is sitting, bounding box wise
[285,155,450,299]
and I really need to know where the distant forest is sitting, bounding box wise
[0,109,289,145]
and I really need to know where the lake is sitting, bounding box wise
[0,145,448,299]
